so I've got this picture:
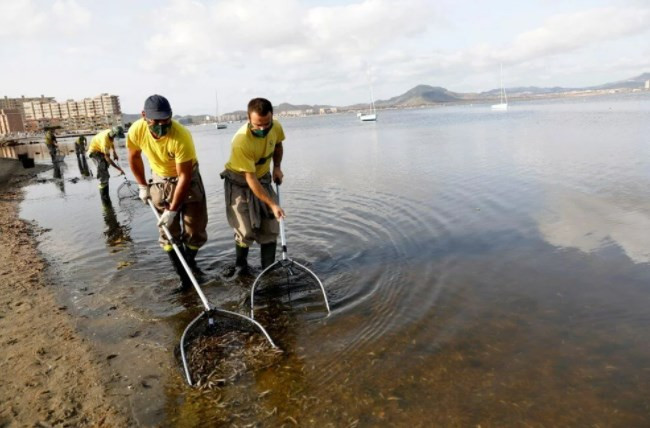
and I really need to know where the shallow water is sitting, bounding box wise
[19,93,650,426]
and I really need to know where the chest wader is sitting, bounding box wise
[152,170,205,292]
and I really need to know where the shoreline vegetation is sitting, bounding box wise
[0,159,131,426]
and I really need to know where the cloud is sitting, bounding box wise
[436,6,650,69]
[0,0,91,38]
[0,0,47,36]
[501,7,650,64]
[52,0,92,35]
[335,5,650,92]
[140,0,440,73]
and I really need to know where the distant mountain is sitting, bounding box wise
[479,86,573,96]
[123,72,649,119]
[375,85,467,107]
[121,113,141,124]
[275,102,334,112]
[588,72,650,90]
[365,72,649,109]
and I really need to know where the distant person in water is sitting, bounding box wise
[44,129,58,162]
[220,97,286,275]
[127,94,208,293]
[87,126,125,199]
[75,134,87,158]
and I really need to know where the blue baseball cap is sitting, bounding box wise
[143,94,172,120]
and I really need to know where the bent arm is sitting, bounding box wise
[272,142,283,184]
[104,152,123,173]
[168,161,193,212]
[244,172,285,219]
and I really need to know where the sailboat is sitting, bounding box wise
[491,64,508,111]
[360,69,378,121]
[215,92,227,129]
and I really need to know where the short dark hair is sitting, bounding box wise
[247,98,273,116]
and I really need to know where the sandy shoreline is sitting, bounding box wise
[0,159,131,427]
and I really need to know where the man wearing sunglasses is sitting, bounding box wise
[221,97,286,275]
[127,94,208,292]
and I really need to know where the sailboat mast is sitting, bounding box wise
[499,64,504,104]
[367,68,376,113]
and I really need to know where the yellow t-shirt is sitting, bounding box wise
[87,130,115,155]
[224,120,285,178]
[126,118,197,177]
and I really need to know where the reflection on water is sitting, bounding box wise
[537,188,650,264]
[19,94,650,426]
[101,197,132,248]
[52,161,65,195]
[76,153,92,178]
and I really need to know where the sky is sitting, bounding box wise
[1,0,649,115]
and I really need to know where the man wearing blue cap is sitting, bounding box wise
[127,94,208,292]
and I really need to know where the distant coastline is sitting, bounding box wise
[152,71,650,123]
[2,75,649,145]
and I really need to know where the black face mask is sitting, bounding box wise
[249,122,273,138]
[149,122,172,137]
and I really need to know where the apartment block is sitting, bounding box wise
[21,93,122,132]
[0,109,25,135]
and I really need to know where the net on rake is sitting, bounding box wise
[117,178,139,201]
[180,309,282,389]
[250,259,330,319]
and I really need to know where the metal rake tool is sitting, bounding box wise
[249,184,330,320]
[147,200,276,386]
[117,176,139,201]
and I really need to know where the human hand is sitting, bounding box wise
[157,209,178,228]
[272,166,283,184]
[271,204,285,220]
[119,168,125,176]
[113,152,119,161]
[138,184,150,204]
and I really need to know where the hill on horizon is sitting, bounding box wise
[123,72,649,118]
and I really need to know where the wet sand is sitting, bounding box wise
[0,159,131,427]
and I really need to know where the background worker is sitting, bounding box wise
[127,94,208,292]
[75,134,87,158]
[44,129,58,163]
[221,97,286,274]
[87,126,125,199]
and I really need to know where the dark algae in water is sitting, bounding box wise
[188,330,283,390]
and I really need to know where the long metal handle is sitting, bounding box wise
[276,184,288,261]
[148,200,211,311]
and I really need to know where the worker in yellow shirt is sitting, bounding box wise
[75,134,87,157]
[44,129,58,163]
[87,126,125,199]
[127,95,208,292]
[220,98,285,275]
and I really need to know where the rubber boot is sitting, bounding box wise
[261,242,277,269]
[183,246,204,283]
[235,243,250,276]
[167,250,192,293]
[184,246,199,271]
